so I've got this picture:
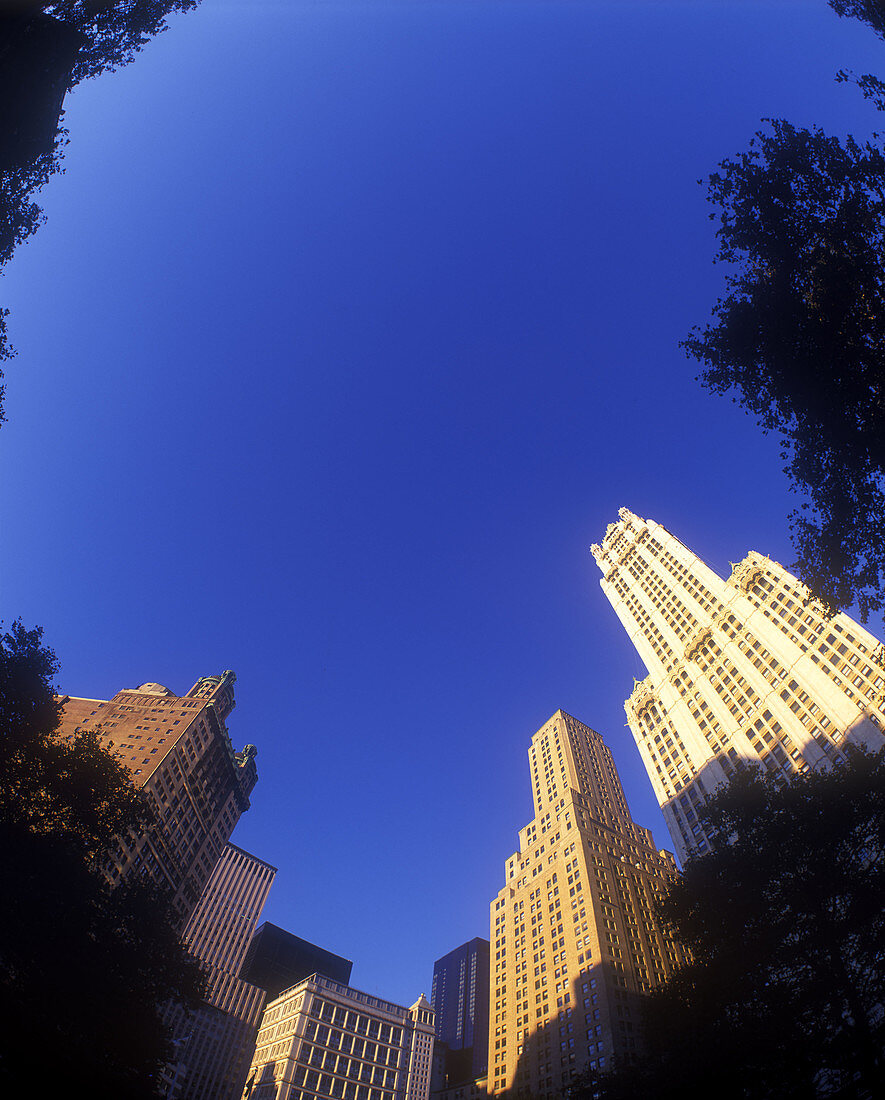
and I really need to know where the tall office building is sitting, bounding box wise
[245,974,435,1100]
[57,671,259,922]
[592,509,885,861]
[242,923,353,1000]
[165,844,277,1100]
[430,938,490,1085]
[489,711,685,1099]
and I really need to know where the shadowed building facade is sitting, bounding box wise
[242,923,353,1001]
[489,711,685,1099]
[245,975,435,1100]
[592,509,885,861]
[165,844,277,1100]
[430,938,489,1087]
[57,671,258,923]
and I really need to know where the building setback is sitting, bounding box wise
[165,844,277,1100]
[245,974,435,1100]
[430,938,489,1085]
[489,711,685,1099]
[592,509,885,861]
[57,671,258,923]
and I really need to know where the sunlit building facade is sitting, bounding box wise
[592,509,885,861]
[245,975,435,1100]
[57,671,259,923]
[489,711,685,1098]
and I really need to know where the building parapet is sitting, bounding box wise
[276,973,413,1020]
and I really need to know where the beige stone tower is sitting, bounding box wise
[592,509,885,862]
[488,711,685,1099]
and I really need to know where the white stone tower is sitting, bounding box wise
[592,509,885,861]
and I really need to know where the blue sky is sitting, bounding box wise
[2,0,883,1005]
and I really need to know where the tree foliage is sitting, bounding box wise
[41,0,200,85]
[683,4,885,624]
[0,2,203,423]
[0,139,66,421]
[829,0,885,39]
[682,113,885,623]
[577,753,885,1099]
[0,621,204,1097]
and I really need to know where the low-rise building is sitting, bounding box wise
[245,974,434,1100]
[431,1074,487,1100]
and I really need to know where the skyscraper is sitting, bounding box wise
[165,844,277,1100]
[242,923,353,1000]
[592,509,885,861]
[57,671,258,923]
[489,711,685,1098]
[430,938,490,1085]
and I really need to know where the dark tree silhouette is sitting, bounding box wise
[38,1,200,85]
[683,5,885,626]
[574,753,885,1100]
[682,118,885,624]
[829,0,885,38]
[0,133,68,414]
[0,1,203,420]
[0,621,204,1097]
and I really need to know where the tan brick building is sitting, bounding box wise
[57,670,258,923]
[592,509,885,861]
[489,711,685,1098]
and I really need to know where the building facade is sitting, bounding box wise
[592,509,885,861]
[57,671,258,923]
[430,938,489,1085]
[242,923,354,1001]
[428,1075,487,1100]
[245,974,435,1100]
[489,711,685,1099]
[166,844,277,1100]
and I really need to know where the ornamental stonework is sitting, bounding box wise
[626,677,656,720]
[684,627,713,664]
[728,556,765,593]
